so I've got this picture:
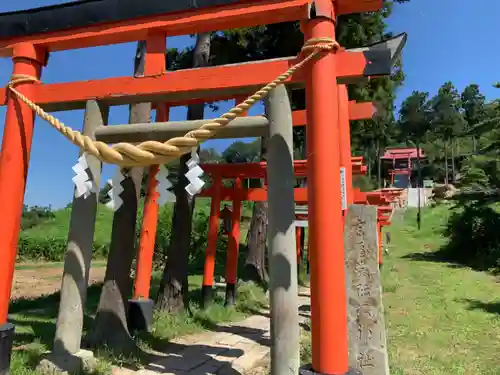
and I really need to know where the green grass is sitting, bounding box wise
[21,205,115,247]
[383,205,500,374]
[21,199,252,242]
[9,272,267,375]
[15,260,107,271]
[301,204,500,374]
[18,198,253,262]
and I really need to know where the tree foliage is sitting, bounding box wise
[430,82,464,142]
[462,84,486,135]
[399,90,432,141]
[221,140,261,163]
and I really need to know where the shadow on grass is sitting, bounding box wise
[10,280,265,374]
[402,252,467,268]
[9,283,103,350]
[459,298,500,315]
[10,283,103,316]
[10,243,270,373]
[403,199,500,274]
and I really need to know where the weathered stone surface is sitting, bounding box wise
[54,100,107,356]
[36,349,98,375]
[265,83,299,375]
[344,205,389,375]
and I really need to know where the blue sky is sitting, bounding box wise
[0,0,498,208]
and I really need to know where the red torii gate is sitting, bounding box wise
[132,100,373,305]
[200,162,404,280]
[0,0,401,373]
[190,89,374,305]
[197,157,367,304]
[294,188,403,268]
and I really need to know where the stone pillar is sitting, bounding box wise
[265,85,300,375]
[54,100,108,355]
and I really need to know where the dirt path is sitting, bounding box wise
[11,264,106,300]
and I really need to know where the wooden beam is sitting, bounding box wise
[199,159,365,179]
[0,0,385,58]
[94,116,269,143]
[197,182,381,203]
[348,101,376,121]
[197,186,309,202]
[95,104,374,144]
[0,0,310,58]
[290,109,307,127]
[0,51,380,111]
[292,101,375,126]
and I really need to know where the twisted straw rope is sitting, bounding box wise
[7,37,339,167]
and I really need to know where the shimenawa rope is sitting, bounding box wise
[7,37,339,167]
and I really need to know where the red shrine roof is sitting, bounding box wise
[380,148,425,160]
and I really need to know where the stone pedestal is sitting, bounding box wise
[36,349,97,375]
[0,323,14,375]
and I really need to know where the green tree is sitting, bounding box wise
[429,82,464,184]
[399,90,432,146]
[362,84,399,187]
[398,90,432,228]
[471,84,500,152]
[199,147,222,163]
[457,84,500,190]
[461,84,486,154]
[221,140,261,163]
[460,155,491,190]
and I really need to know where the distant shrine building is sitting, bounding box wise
[380,147,427,189]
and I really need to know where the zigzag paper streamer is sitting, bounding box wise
[156,165,176,205]
[185,148,205,196]
[105,168,125,211]
[72,154,99,199]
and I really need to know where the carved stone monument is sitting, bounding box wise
[344,205,389,375]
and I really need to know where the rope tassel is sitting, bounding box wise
[72,153,98,199]
[105,168,125,211]
[156,165,176,204]
[185,148,205,196]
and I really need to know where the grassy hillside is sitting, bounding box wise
[18,198,253,262]
[301,203,500,374]
[21,204,114,246]
[382,205,500,374]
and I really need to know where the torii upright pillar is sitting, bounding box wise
[0,43,47,374]
[302,1,351,373]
